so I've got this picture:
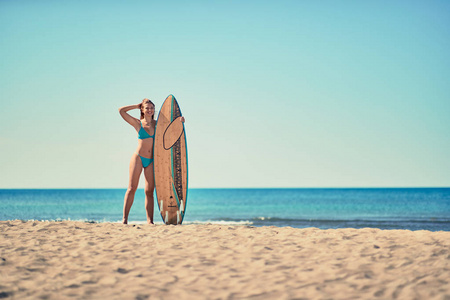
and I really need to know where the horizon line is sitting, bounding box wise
[1,186,449,190]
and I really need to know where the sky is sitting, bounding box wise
[1,0,449,188]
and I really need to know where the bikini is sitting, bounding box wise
[137,121,154,168]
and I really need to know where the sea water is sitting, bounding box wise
[0,188,449,231]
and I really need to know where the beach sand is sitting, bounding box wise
[0,221,449,299]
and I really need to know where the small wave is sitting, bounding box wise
[250,217,450,224]
[183,220,253,226]
[12,218,102,223]
[219,217,450,231]
[110,220,253,226]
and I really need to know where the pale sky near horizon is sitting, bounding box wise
[1,0,449,188]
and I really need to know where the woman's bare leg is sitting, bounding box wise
[123,154,143,224]
[144,162,155,224]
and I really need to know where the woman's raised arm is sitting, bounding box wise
[118,104,140,127]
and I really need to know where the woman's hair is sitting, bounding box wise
[140,98,155,120]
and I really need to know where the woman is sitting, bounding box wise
[118,99,157,224]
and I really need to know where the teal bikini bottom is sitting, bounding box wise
[139,155,154,168]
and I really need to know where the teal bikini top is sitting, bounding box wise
[138,121,155,140]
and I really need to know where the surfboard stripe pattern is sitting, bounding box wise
[171,98,184,210]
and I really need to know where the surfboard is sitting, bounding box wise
[154,95,188,225]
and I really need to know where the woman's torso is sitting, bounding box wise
[136,120,155,158]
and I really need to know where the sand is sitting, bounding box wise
[0,221,449,300]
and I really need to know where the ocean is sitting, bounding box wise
[0,188,449,231]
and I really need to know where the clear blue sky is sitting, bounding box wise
[1,0,449,188]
